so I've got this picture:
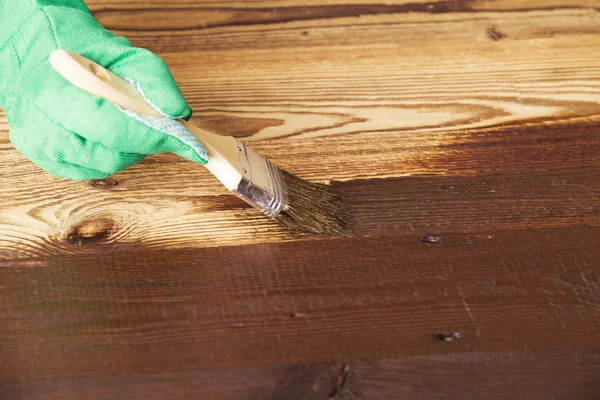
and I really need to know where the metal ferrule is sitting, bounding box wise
[233,140,284,218]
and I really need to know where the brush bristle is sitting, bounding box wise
[274,169,353,236]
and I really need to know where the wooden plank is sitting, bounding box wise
[84,0,599,12]
[90,6,600,39]
[2,0,600,397]
[1,227,599,383]
[90,6,600,53]
[2,121,599,258]
[2,350,600,400]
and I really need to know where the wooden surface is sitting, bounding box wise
[1,0,600,398]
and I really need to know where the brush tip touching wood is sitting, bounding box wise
[275,169,353,236]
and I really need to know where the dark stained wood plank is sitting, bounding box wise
[1,227,599,383]
[2,351,600,400]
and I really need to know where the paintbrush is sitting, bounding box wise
[49,50,352,235]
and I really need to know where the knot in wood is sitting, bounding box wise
[65,218,115,245]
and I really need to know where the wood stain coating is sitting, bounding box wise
[1,0,600,398]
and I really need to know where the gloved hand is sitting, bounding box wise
[0,0,208,180]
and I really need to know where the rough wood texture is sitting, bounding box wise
[4,352,600,400]
[1,0,600,398]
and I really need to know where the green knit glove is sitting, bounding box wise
[0,0,208,180]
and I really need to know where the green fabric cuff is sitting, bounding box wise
[0,0,90,49]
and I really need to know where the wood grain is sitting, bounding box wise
[3,351,600,400]
[2,120,599,258]
[2,227,600,383]
[83,0,600,8]
[2,4,600,256]
[1,0,600,398]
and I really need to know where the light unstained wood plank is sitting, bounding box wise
[91,7,600,52]
[4,9,599,144]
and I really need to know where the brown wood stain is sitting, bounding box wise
[1,0,600,398]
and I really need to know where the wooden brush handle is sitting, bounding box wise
[49,50,242,190]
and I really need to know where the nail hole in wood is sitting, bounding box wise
[422,234,443,244]
[435,332,461,342]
